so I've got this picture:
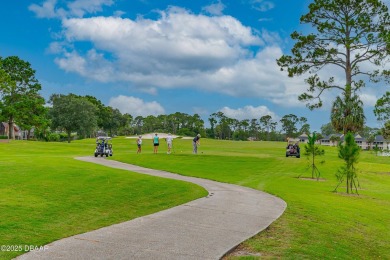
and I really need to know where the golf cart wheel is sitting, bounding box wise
[94,153,98,157]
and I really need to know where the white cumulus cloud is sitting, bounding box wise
[202,1,226,16]
[67,0,113,17]
[29,0,113,18]
[39,5,366,108]
[53,8,308,105]
[359,93,379,107]
[29,0,63,19]
[108,95,165,117]
[219,105,278,120]
[251,0,275,12]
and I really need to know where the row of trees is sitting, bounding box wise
[48,96,314,142]
[34,94,208,143]
[132,112,205,138]
[48,95,211,142]
[208,112,309,141]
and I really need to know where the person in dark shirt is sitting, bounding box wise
[193,134,201,154]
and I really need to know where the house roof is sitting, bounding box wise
[319,133,389,143]
[375,135,386,142]
[354,134,365,141]
[1,122,20,132]
[321,133,343,141]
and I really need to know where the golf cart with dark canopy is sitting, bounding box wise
[286,142,300,158]
[94,136,113,157]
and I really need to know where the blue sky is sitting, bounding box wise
[1,0,388,131]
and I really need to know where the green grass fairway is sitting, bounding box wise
[114,137,390,259]
[0,140,207,260]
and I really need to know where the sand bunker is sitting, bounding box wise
[126,133,194,139]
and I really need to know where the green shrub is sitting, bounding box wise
[59,132,68,141]
[47,133,60,142]
[0,135,8,139]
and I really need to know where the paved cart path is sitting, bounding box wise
[17,156,286,260]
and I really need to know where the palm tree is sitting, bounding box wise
[304,132,325,180]
[260,115,273,141]
[331,92,365,134]
[335,132,360,194]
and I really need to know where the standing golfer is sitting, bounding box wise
[153,133,160,154]
[193,134,201,154]
[166,133,173,154]
[137,135,142,154]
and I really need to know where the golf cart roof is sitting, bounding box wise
[97,136,112,140]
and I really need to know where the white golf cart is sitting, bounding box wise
[94,136,113,157]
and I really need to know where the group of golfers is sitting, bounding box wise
[136,133,201,154]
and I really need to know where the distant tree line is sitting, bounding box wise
[207,112,310,141]
[43,94,209,142]
[40,92,314,142]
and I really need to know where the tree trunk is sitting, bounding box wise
[8,117,14,140]
[67,131,71,143]
[312,152,315,179]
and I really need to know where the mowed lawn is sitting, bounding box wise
[0,140,207,260]
[114,137,390,259]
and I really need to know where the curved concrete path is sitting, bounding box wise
[18,156,286,260]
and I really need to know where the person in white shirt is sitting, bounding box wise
[137,135,142,154]
[166,133,173,154]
